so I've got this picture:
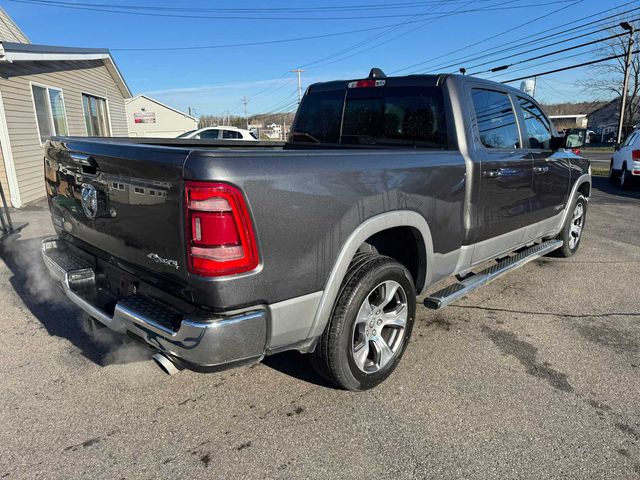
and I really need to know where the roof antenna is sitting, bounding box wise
[368,68,387,79]
[459,68,466,76]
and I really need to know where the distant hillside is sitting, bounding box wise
[541,101,607,116]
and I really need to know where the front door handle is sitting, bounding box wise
[534,166,549,174]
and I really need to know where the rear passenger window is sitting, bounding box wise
[223,130,242,139]
[518,97,551,149]
[199,129,220,139]
[472,89,520,149]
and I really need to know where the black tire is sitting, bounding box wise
[609,160,617,183]
[620,164,630,190]
[310,254,416,391]
[551,194,587,258]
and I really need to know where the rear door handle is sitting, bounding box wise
[483,169,502,178]
[483,168,520,178]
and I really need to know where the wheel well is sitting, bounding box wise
[362,226,426,291]
[578,181,590,198]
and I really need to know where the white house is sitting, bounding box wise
[0,8,131,207]
[125,95,198,138]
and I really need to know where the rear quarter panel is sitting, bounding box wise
[184,149,466,310]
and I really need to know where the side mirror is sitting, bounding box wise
[550,136,566,151]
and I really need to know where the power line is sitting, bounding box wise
[391,0,638,74]
[249,74,293,101]
[9,0,579,21]
[298,0,453,70]
[460,17,640,73]
[262,90,299,114]
[102,17,486,52]
[500,49,640,83]
[469,32,627,75]
[299,0,470,70]
[6,0,512,14]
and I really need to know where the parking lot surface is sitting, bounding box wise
[0,177,639,479]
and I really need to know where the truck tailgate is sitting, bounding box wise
[44,138,190,283]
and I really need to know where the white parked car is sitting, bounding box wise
[610,129,640,189]
[177,126,258,141]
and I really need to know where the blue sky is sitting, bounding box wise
[5,0,633,116]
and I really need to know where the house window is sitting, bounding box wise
[82,93,111,136]
[31,85,68,143]
[134,187,144,195]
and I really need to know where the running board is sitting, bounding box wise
[423,240,563,310]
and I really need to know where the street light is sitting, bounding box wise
[617,21,636,143]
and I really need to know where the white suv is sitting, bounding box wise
[177,126,258,141]
[610,129,640,189]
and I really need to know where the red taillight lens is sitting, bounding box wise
[632,149,640,161]
[185,182,259,277]
[347,79,386,89]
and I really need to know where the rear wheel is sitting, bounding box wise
[552,194,587,258]
[620,164,630,190]
[609,160,617,183]
[310,255,416,391]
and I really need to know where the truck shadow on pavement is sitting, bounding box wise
[0,235,151,368]
[261,351,335,388]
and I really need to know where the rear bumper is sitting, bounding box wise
[41,237,267,371]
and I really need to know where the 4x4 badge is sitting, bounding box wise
[147,253,179,269]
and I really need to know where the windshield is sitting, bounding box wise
[177,130,196,138]
[291,85,448,148]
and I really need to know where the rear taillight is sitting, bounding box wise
[185,181,259,277]
[347,79,386,88]
[632,149,640,161]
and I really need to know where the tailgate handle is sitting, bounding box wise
[70,152,99,175]
[70,153,93,166]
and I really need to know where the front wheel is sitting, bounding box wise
[310,255,416,391]
[552,194,587,257]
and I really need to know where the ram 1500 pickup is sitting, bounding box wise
[41,70,590,390]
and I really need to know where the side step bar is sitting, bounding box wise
[424,240,563,310]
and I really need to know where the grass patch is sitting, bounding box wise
[582,147,614,153]
[591,167,609,177]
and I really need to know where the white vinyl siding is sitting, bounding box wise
[0,59,128,205]
[0,8,30,43]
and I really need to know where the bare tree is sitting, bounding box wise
[579,23,639,136]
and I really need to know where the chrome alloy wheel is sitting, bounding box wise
[569,202,585,249]
[351,280,408,373]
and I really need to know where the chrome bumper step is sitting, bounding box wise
[41,237,268,370]
[424,239,563,310]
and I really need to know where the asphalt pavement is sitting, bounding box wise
[0,176,639,479]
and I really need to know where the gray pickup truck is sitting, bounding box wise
[41,70,590,391]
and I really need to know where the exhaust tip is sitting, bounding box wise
[152,352,181,376]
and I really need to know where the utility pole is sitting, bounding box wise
[283,115,287,142]
[532,77,537,99]
[290,69,305,104]
[242,96,249,130]
[617,21,636,144]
